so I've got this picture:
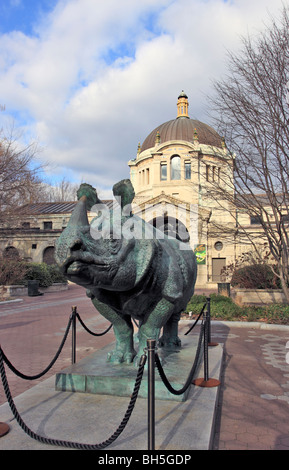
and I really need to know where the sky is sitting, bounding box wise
[0,0,287,198]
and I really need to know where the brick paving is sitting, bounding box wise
[0,283,115,405]
[1,284,289,450]
[210,323,289,450]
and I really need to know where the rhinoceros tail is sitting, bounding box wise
[77,183,100,211]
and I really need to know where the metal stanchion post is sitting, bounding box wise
[207,297,218,347]
[147,339,156,451]
[192,306,221,389]
[71,306,77,365]
[207,297,211,344]
[203,308,209,381]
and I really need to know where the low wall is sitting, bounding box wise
[232,288,286,305]
[3,285,27,297]
[39,283,68,294]
[2,283,68,298]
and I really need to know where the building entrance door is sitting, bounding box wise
[212,258,226,282]
[43,246,55,265]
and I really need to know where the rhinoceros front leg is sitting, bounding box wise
[136,298,175,363]
[91,297,136,364]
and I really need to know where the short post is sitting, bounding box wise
[207,297,211,344]
[192,306,221,388]
[207,297,218,347]
[203,307,209,381]
[147,339,156,451]
[71,306,77,364]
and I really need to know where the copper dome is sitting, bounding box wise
[141,117,223,152]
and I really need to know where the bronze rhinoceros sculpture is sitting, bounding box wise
[55,180,197,365]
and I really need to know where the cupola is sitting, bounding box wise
[177,91,189,118]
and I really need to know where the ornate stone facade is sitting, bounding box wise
[128,92,241,288]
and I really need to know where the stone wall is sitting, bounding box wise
[232,288,286,305]
[2,282,68,298]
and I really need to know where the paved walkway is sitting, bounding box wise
[0,283,115,404]
[1,283,289,450]
[210,321,289,450]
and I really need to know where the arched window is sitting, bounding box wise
[171,155,181,180]
[149,216,190,243]
[4,246,20,259]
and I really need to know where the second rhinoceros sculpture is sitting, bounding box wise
[55,180,197,365]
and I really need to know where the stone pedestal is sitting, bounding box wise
[55,336,201,402]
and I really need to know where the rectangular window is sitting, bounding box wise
[185,161,191,179]
[212,166,216,182]
[160,163,167,181]
[43,221,53,230]
[250,216,262,225]
[146,168,150,185]
[206,165,210,182]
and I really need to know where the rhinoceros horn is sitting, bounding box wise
[67,183,100,228]
[55,183,101,269]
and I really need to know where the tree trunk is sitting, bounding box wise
[279,271,289,304]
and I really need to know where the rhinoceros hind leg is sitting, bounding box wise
[158,310,182,349]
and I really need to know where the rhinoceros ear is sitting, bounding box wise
[77,183,101,211]
[113,179,135,211]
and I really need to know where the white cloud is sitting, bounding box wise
[0,0,287,198]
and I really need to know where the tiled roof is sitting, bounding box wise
[18,200,115,215]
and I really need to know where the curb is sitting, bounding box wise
[212,320,289,331]
[0,299,23,305]
[180,319,289,331]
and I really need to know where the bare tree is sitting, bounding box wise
[36,177,79,202]
[208,6,289,301]
[0,124,45,223]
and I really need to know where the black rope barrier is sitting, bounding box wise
[184,301,207,336]
[0,299,215,449]
[132,318,139,328]
[70,305,113,364]
[0,315,73,381]
[155,321,205,395]
[0,347,147,450]
[76,312,113,336]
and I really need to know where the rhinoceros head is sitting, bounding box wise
[55,180,147,291]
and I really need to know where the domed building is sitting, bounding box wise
[0,92,272,298]
[128,92,236,288]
